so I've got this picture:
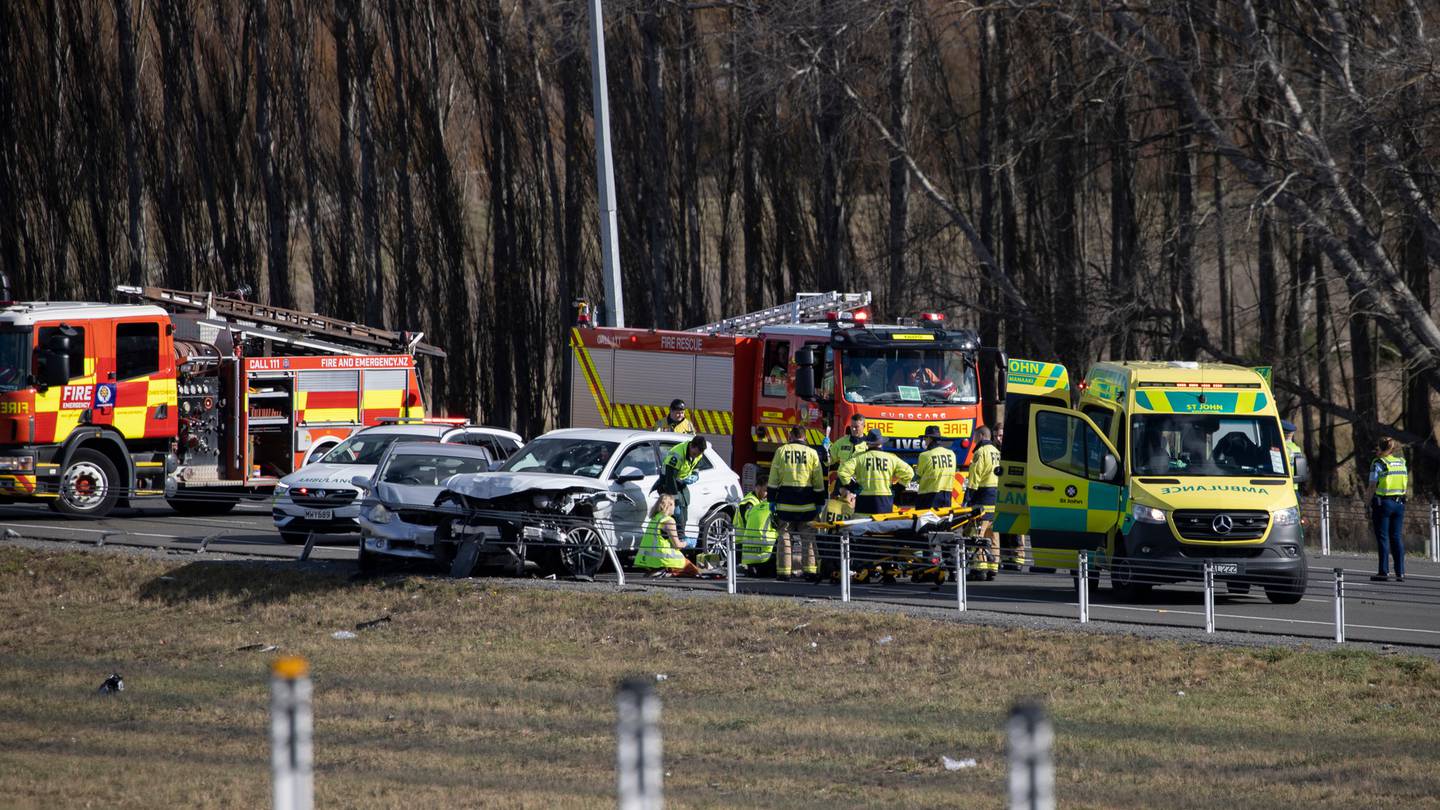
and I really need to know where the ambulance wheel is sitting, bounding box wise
[1264,567,1307,605]
[55,450,119,518]
[1109,557,1152,602]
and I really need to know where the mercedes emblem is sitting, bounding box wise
[1211,514,1234,535]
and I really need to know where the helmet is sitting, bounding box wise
[670,399,687,410]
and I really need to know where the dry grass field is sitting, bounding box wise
[1,547,1438,809]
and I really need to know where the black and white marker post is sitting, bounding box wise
[271,656,314,810]
[616,677,664,810]
[1007,701,1054,810]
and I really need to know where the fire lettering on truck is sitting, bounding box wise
[0,402,27,414]
[659,336,704,352]
[61,385,94,410]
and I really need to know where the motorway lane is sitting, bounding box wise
[2,502,1437,647]
[0,501,357,561]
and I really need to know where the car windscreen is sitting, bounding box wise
[0,330,30,393]
[499,437,619,479]
[1130,414,1287,477]
[319,433,431,466]
[379,451,493,486]
[840,348,977,404]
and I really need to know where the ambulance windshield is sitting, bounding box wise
[840,349,977,405]
[0,330,29,393]
[1130,414,1288,477]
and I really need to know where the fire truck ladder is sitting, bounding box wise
[116,285,446,358]
[686,291,871,336]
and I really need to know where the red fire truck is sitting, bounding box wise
[0,286,442,518]
[568,292,1006,491]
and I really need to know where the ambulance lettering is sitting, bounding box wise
[1158,484,1271,495]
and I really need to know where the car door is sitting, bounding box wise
[609,441,662,547]
[1026,404,1124,566]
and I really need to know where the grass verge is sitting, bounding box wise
[1,547,1438,808]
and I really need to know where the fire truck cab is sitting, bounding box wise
[0,287,441,518]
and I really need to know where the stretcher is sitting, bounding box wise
[810,505,986,585]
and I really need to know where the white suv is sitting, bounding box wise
[272,419,522,544]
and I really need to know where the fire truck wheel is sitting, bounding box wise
[56,449,120,518]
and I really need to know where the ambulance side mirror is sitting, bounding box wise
[794,345,818,401]
[1101,453,1119,483]
[1291,452,1310,485]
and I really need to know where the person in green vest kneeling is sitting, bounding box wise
[636,494,702,578]
[738,476,779,577]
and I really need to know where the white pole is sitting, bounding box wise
[1319,495,1331,556]
[840,535,851,603]
[726,531,737,595]
[587,0,625,328]
[955,541,967,612]
[1077,553,1090,624]
[1332,568,1345,644]
[1007,702,1055,810]
[1429,503,1439,563]
[1202,561,1215,634]
[271,657,313,810]
[616,678,663,810]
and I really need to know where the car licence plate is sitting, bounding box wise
[303,509,334,521]
[1211,562,1242,576]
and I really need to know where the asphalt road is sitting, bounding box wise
[3,501,1438,649]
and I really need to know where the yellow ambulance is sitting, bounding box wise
[996,360,1307,604]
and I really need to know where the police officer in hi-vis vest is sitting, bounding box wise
[1365,437,1409,582]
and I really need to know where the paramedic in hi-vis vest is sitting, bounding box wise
[767,424,826,582]
[1365,437,1409,583]
[656,436,707,540]
[738,475,779,577]
[914,425,957,510]
[963,425,1001,580]
[837,429,915,518]
[635,494,702,577]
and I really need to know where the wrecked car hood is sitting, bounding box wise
[443,471,611,501]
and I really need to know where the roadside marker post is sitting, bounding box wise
[1202,562,1215,635]
[725,530,737,595]
[1319,496,1331,556]
[840,535,851,604]
[1333,568,1345,644]
[1007,702,1054,810]
[955,541,967,613]
[1077,553,1090,624]
[1429,503,1439,563]
[271,656,313,810]
[616,678,663,810]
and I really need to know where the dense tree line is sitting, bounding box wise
[0,0,1437,496]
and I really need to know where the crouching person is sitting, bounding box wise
[738,477,779,577]
[636,494,701,577]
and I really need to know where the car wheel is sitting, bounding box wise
[279,529,310,545]
[1265,567,1307,605]
[55,449,120,518]
[356,540,379,574]
[700,511,734,569]
[559,524,608,578]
